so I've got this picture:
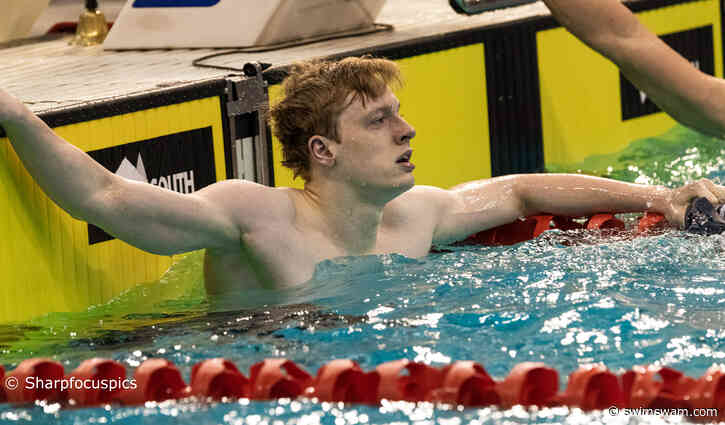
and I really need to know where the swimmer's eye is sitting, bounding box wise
[370,116,386,125]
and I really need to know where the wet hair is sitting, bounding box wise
[269,55,402,182]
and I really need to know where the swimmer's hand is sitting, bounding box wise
[661,179,725,228]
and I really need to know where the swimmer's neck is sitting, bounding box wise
[301,178,401,255]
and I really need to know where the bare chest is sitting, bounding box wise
[203,220,434,294]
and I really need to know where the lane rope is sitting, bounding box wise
[1,356,724,422]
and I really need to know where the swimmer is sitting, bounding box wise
[1,56,724,296]
[541,0,725,138]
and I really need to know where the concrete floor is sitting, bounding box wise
[1,0,551,112]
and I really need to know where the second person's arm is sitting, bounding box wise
[542,0,725,138]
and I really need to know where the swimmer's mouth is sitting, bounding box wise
[395,150,413,164]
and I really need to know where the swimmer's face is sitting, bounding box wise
[333,87,416,197]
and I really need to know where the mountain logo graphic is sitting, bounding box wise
[115,153,148,182]
[113,153,196,194]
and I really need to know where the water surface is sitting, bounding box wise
[2,125,725,424]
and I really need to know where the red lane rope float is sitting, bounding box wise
[0,364,5,402]
[190,358,249,400]
[496,362,558,409]
[375,359,442,402]
[555,364,623,410]
[4,358,65,404]
[428,361,498,406]
[68,358,127,406]
[461,212,669,246]
[585,214,625,231]
[622,366,696,410]
[308,359,380,404]
[114,358,189,405]
[2,357,725,421]
[638,212,670,234]
[249,358,311,400]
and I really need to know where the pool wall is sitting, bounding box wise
[0,0,722,323]
[0,82,234,322]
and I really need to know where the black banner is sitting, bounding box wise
[620,25,714,121]
[484,26,545,176]
[86,127,216,245]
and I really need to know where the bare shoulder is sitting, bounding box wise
[384,185,460,223]
[393,185,459,205]
[194,179,296,232]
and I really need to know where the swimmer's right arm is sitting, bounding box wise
[541,0,725,138]
[0,88,273,255]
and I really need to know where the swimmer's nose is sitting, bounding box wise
[397,118,416,145]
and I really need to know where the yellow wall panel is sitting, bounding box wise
[0,142,10,318]
[395,44,491,187]
[538,0,722,166]
[0,96,226,323]
[271,44,490,189]
[269,85,303,189]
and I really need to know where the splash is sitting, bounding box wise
[547,125,725,186]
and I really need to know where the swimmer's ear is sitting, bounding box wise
[308,136,336,167]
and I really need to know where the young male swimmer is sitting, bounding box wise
[1,57,724,297]
[541,0,725,139]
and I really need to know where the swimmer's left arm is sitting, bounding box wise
[430,174,725,244]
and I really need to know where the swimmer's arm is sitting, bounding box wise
[431,174,725,243]
[0,93,267,255]
[542,0,725,138]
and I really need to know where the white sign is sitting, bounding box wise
[104,0,387,50]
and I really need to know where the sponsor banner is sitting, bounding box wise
[620,26,715,120]
[86,127,216,245]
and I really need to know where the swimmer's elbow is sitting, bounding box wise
[63,173,121,224]
[703,77,725,138]
[671,79,725,139]
[509,177,535,216]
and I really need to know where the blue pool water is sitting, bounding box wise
[2,125,725,424]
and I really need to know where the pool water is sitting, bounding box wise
[2,125,725,424]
